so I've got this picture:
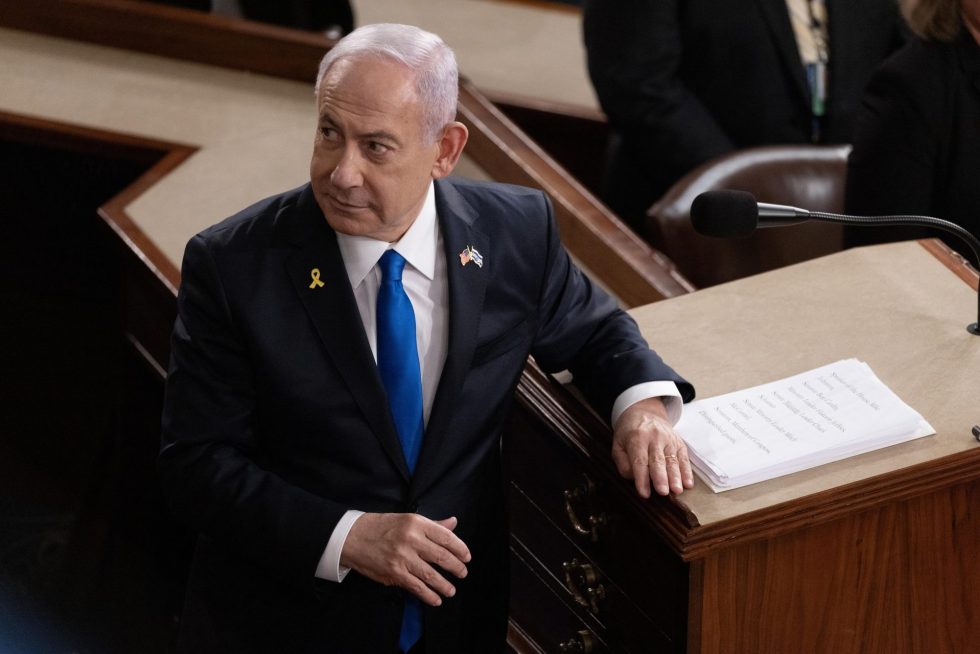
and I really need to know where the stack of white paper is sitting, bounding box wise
[676,359,935,492]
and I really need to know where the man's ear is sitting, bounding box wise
[431,122,469,179]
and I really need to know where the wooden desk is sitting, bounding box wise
[506,241,980,652]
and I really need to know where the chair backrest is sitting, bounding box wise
[646,144,851,288]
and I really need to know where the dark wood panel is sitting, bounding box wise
[506,406,687,649]
[509,483,677,653]
[506,620,546,654]
[0,110,196,296]
[120,251,179,377]
[509,536,610,654]
[0,133,190,653]
[0,111,192,374]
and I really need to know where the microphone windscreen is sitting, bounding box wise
[690,190,759,237]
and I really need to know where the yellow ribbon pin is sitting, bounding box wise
[309,268,324,289]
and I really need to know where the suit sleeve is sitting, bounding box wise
[583,0,734,180]
[160,234,345,586]
[527,193,694,419]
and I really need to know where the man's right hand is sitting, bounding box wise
[340,513,471,606]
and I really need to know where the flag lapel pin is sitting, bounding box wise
[458,245,484,268]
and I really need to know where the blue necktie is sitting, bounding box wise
[376,250,424,653]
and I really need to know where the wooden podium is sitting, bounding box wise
[505,240,980,653]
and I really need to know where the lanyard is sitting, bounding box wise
[804,0,828,140]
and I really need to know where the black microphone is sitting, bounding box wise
[690,189,980,335]
[690,189,810,236]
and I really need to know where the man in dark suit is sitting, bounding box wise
[160,23,694,653]
[583,0,906,229]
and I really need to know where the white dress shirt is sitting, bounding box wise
[315,183,681,582]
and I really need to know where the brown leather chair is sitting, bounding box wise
[646,144,851,288]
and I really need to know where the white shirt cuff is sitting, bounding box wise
[315,510,364,582]
[611,382,683,427]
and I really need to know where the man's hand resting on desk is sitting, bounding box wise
[612,396,694,497]
[340,513,471,606]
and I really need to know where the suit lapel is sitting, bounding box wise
[411,180,490,494]
[756,0,809,103]
[284,187,411,482]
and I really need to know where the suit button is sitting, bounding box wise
[408,502,420,513]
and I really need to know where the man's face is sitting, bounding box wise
[311,56,448,242]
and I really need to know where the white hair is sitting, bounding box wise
[314,23,459,143]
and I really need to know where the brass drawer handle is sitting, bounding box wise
[559,629,595,653]
[563,476,606,542]
[562,559,606,614]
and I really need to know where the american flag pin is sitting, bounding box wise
[458,245,484,268]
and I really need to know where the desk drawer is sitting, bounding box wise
[510,483,674,653]
[510,537,609,654]
[506,406,688,649]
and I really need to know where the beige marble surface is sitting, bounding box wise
[353,0,597,110]
[630,242,980,525]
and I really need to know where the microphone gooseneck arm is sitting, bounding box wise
[688,190,979,334]
[779,211,980,335]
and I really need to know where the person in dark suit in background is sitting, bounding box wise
[160,23,695,654]
[583,0,906,230]
[845,0,980,262]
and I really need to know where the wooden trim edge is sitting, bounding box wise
[918,238,980,291]
[100,146,197,295]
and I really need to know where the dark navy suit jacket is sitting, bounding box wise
[160,177,693,653]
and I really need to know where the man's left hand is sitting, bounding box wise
[611,397,694,498]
